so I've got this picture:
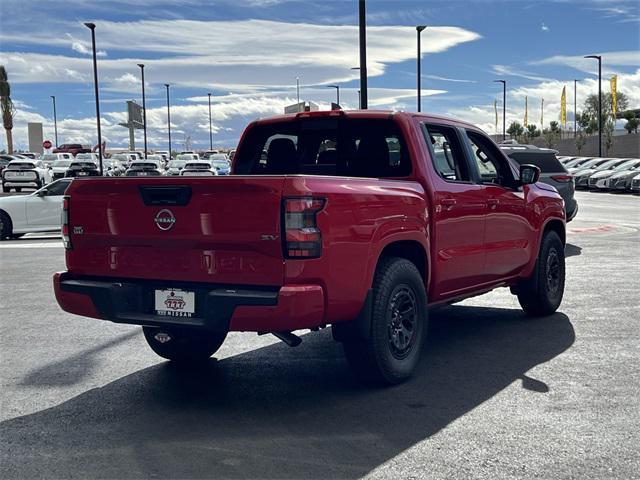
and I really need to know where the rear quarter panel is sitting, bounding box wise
[283,176,428,324]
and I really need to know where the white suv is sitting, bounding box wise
[2,159,53,192]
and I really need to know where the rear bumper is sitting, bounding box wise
[53,272,325,333]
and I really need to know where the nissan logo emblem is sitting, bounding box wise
[154,209,176,231]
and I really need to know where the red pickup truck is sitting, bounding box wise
[54,110,566,384]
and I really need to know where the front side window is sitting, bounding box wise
[45,180,71,196]
[466,130,516,187]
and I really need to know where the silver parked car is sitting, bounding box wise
[500,144,578,222]
[574,158,631,189]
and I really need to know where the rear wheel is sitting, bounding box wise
[516,231,565,316]
[0,211,12,240]
[342,257,427,385]
[142,326,227,363]
[2,185,9,193]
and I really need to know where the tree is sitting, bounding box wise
[575,129,587,154]
[542,121,561,148]
[525,124,541,139]
[0,66,16,154]
[623,111,639,134]
[603,119,615,155]
[507,121,524,140]
[583,92,629,126]
[577,111,597,135]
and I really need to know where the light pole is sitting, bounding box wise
[50,95,58,147]
[137,63,147,159]
[207,92,213,150]
[584,55,602,157]
[358,0,368,109]
[164,83,172,158]
[84,22,103,175]
[326,85,340,106]
[416,25,427,112]
[494,79,506,141]
[574,79,578,138]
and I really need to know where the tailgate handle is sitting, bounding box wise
[139,185,192,206]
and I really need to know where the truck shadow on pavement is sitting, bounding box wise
[1,305,575,479]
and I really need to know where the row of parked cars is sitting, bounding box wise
[0,151,232,192]
[557,156,640,193]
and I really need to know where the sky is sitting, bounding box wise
[0,0,638,151]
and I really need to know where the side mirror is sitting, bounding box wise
[37,189,48,197]
[519,164,541,185]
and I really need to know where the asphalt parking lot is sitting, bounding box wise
[0,191,638,480]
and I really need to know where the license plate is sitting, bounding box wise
[78,171,88,176]
[154,289,195,317]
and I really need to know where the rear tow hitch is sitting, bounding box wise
[271,331,302,347]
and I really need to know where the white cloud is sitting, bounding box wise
[531,51,640,75]
[0,20,480,92]
[492,65,553,83]
[541,23,550,31]
[424,74,476,84]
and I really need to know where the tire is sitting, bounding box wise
[142,326,227,363]
[2,186,9,193]
[517,231,565,316]
[0,211,12,240]
[15,187,21,193]
[342,257,427,385]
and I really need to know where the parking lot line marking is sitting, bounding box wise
[0,242,62,249]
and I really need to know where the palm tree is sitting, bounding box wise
[0,66,16,154]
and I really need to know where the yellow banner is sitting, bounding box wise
[611,75,618,119]
[524,96,528,126]
[560,86,567,125]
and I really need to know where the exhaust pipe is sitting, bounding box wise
[272,331,302,347]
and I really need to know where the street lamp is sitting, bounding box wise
[164,83,172,158]
[50,95,58,147]
[574,79,578,138]
[416,25,427,112]
[137,63,147,159]
[84,22,103,175]
[494,79,506,141]
[326,85,340,106]
[207,92,213,150]
[584,54,602,157]
[358,0,368,109]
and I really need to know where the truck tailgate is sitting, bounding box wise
[65,177,285,286]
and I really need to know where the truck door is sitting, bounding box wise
[421,123,488,299]
[464,130,534,280]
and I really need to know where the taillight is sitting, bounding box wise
[61,195,72,249]
[551,174,573,183]
[283,197,325,258]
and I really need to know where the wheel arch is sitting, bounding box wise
[0,208,13,234]
[542,218,566,246]
[375,239,430,290]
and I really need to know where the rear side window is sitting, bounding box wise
[506,151,566,173]
[422,124,471,182]
[235,117,411,178]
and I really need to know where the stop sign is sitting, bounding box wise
[43,140,53,149]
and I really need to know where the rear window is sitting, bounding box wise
[505,151,566,173]
[235,117,411,177]
[8,162,35,169]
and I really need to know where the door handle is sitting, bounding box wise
[487,198,499,209]
[441,198,456,210]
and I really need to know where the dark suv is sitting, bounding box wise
[500,144,578,222]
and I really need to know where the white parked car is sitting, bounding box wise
[125,159,164,177]
[75,153,100,162]
[51,159,74,179]
[177,153,200,161]
[0,178,72,239]
[2,159,53,192]
[180,160,218,176]
[42,153,73,168]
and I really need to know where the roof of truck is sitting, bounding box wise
[255,109,480,131]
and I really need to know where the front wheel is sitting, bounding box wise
[342,257,427,385]
[516,231,565,316]
[0,211,12,240]
[143,326,227,363]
